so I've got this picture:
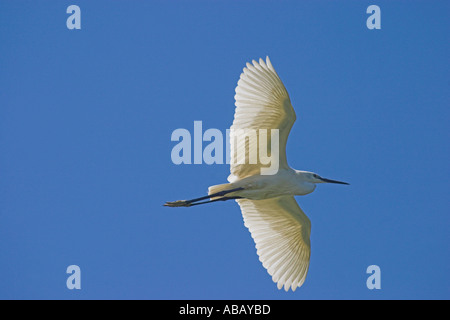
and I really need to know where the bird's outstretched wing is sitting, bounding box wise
[228,56,296,182]
[236,196,311,291]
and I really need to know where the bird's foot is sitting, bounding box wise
[164,200,192,207]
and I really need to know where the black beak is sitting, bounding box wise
[320,177,350,185]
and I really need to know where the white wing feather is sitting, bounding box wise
[237,196,311,291]
[229,56,296,182]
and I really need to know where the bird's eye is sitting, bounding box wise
[313,174,318,178]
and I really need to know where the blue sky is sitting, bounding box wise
[0,1,449,299]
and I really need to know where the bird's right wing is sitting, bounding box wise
[228,57,296,182]
[236,196,311,291]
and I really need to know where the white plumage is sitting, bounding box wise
[238,196,311,291]
[165,57,348,292]
[229,57,310,291]
[229,57,295,182]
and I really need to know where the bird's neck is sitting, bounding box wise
[293,171,316,195]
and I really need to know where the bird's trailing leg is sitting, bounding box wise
[183,196,243,207]
[164,187,244,207]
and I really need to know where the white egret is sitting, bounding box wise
[165,57,348,291]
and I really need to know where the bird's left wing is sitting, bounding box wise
[236,196,311,291]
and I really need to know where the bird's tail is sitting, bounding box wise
[208,183,233,200]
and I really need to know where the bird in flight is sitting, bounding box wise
[165,57,348,291]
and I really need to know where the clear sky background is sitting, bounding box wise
[0,1,449,300]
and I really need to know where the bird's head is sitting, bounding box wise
[297,171,349,185]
